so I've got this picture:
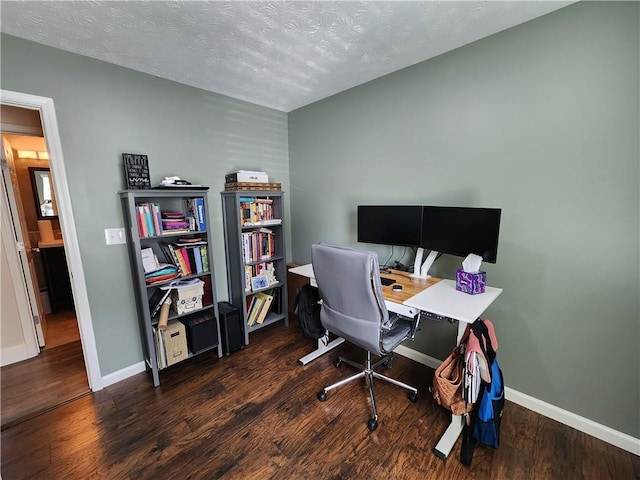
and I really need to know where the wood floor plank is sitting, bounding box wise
[1,321,637,479]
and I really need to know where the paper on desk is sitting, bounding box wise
[462,253,483,273]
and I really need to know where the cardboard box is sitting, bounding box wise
[225,171,268,184]
[456,269,486,295]
[171,282,204,314]
[162,321,188,366]
[180,311,218,354]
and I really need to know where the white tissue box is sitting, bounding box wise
[456,269,486,295]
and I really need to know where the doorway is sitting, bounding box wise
[0,98,99,428]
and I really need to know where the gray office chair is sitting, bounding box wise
[311,243,419,431]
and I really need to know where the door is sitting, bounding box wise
[1,139,46,347]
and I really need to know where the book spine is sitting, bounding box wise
[186,247,197,273]
[193,246,203,273]
[196,198,206,231]
[200,246,209,272]
[153,203,163,235]
[144,204,155,237]
[178,248,191,275]
[137,205,149,237]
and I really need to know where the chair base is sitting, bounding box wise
[317,351,418,431]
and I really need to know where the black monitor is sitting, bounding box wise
[357,205,423,247]
[420,206,501,263]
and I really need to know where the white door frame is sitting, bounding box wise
[1,89,103,391]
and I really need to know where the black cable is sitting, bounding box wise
[382,245,394,268]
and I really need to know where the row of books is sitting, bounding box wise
[159,241,209,276]
[239,197,281,226]
[136,202,163,238]
[241,228,276,263]
[246,291,275,327]
[135,199,207,238]
[152,327,169,369]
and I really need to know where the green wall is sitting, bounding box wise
[288,2,639,437]
[1,35,290,376]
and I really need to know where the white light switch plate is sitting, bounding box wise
[105,227,126,245]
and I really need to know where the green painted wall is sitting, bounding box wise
[1,35,290,377]
[289,2,639,437]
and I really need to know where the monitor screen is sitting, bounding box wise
[420,206,501,263]
[357,205,423,247]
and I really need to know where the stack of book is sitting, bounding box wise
[224,170,281,192]
[161,211,190,234]
[246,291,275,327]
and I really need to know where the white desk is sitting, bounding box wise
[403,279,502,460]
[289,263,502,460]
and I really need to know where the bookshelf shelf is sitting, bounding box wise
[120,188,222,387]
[221,190,288,345]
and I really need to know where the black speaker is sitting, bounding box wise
[218,301,244,355]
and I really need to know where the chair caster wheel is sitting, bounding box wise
[384,355,394,368]
[317,391,327,402]
[409,391,418,403]
[333,358,343,368]
[367,418,378,431]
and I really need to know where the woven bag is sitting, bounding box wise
[432,327,474,416]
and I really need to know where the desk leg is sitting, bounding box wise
[434,414,465,460]
[434,320,469,460]
[298,334,345,366]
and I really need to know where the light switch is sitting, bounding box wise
[105,227,126,245]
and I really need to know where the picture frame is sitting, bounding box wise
[123,153,151,189]
[251,275,269,291]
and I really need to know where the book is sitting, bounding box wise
[194,197,206,231]
[192,246,203,273]
[246,295,258,326]
[254,292,274,324]
[141,247,159,273]
[177,248,191,275]
[186,247,197,273]
[200,246,209,272]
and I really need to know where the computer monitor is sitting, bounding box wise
[420,206,501,263]
[357,205,423,247]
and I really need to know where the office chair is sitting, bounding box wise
[311,243,419,431]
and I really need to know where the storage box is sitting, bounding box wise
[171,282,204,314]
[225,171,268,184]
[180,310,218,354]
[456,269,486,295]
[162,321,188,366]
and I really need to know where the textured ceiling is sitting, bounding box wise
[0,1,574,112]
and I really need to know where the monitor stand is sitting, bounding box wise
[411,248,438,279]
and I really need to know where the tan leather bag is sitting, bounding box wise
[432,326,474,416]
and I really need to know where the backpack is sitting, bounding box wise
[461,319,505,466]
[294,284,326,339]
[472,355,504,448]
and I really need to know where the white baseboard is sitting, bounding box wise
[0,344,37,367]
[101,361,146,388]
[395,345,640,456]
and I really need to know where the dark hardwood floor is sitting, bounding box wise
[1,309,88,429]
[2,319,638,479]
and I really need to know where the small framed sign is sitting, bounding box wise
[123,153,151,189]
[251,275,269,291]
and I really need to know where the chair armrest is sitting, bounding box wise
[382,314,420,339]
[381,313,400,332]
